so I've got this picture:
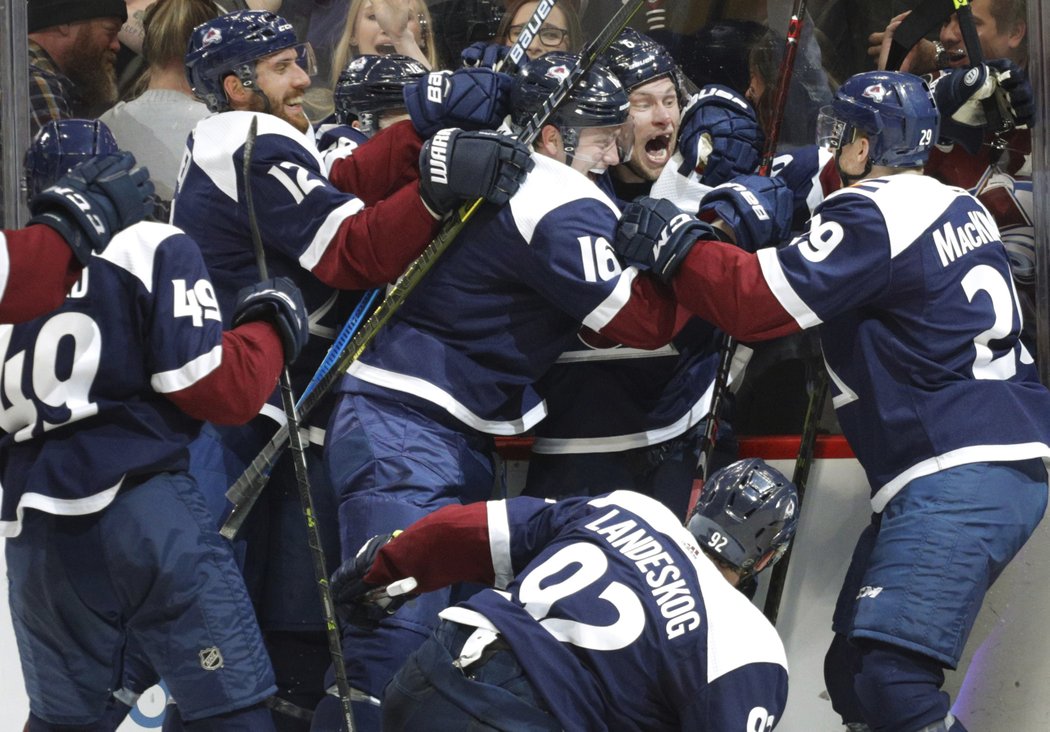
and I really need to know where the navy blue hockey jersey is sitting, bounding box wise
[758,173,1050,509]
[0,223,226,536]
[448,491,788,731]
[344,154,672,434]
[172,111,364,431]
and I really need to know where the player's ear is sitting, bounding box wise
[223,74,248,107]
[537,124,562,158]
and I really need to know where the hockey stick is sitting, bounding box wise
[221,0,648,539]
[242,116,357,732]
[687,0,809,515]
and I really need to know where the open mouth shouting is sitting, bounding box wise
[644,133,674,169]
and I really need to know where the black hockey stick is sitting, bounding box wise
[688,0,809,513]
[761,339,827,624]
[242,116,357,732]
[221,0,648,539]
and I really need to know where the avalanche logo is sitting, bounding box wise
[862,83,888,104]
[201,27,222,46]
[347,56,368,72]
[545,64,571,82]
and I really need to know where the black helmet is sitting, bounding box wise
[510,52,629,131]
[334,54,428,133]
[600,27,679,95]
[687,458,799,580]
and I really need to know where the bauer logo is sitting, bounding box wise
[199,646,225,671]
[856,585,884,600]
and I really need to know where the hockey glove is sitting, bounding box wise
[418,128,534,216]
[330,532,409,628]
[232,277,310,366]
[28,152,155,265]
[615,196,718,283]
[699,175,794,251]
[678,85,764,187]
[405,68,515,139]
[460,41,510,70]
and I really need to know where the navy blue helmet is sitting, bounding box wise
[816,70,939,167]
[24,119,119,201]
[334,54,428,133]
[185,10,314,112]
[600,27,680,96]
[687,458,799,580]
[511,52,630,131]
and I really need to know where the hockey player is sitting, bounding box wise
[319,52,685,728]
[175,9,533,722]
[3,120,312,730]
[314,53,428,172]
[328,458,798,730]
[525,31,764,517]
[612,70,1050,732]
[1,120,153,323]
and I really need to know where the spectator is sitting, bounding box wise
[27,0,127,135]
[100,0,220,210]
[496,0,583,60]
[330,0,440,89]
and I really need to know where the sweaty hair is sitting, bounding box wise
[142,0,221,69]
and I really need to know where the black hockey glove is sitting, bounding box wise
[699,175,794,251]
[330,532,409,628]
[460,41,510,70]
[28,152,155,265]
[418,128,534,216]
[405,68,515,138]
[678,85,764,187]
[232,277,310,366]
[615,196,718,283]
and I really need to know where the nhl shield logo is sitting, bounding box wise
[862,83,888,104]
[199,646,224,671]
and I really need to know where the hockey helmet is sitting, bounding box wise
[185,10,315,112]
[334,54,428,133]
[687,458,799,580]
[816,70,939,167]
[24,119,119,201]
[600,27,680,96]
[511,52,630,131]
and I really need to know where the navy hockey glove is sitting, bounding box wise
[933,61,1032,152]
[418,128,534,215]
[699,175,793,251]
[615,196,718,283]
[330,532,409,628]
[460,41,510,70]
[405,68,514,139]
[678,85,764,187]
[232,277,310,366]
[28,151,155,265]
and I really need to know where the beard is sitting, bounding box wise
[245,89,310,134]
[66,34,117,114]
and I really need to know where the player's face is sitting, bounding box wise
[253,48,312,133]
[618,76,680,184]
[505,3,573,60]
[570,124,629,178]
[352,0,427,55]
[939,0,1026,67]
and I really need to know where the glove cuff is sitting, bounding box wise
[28,211,93,266]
